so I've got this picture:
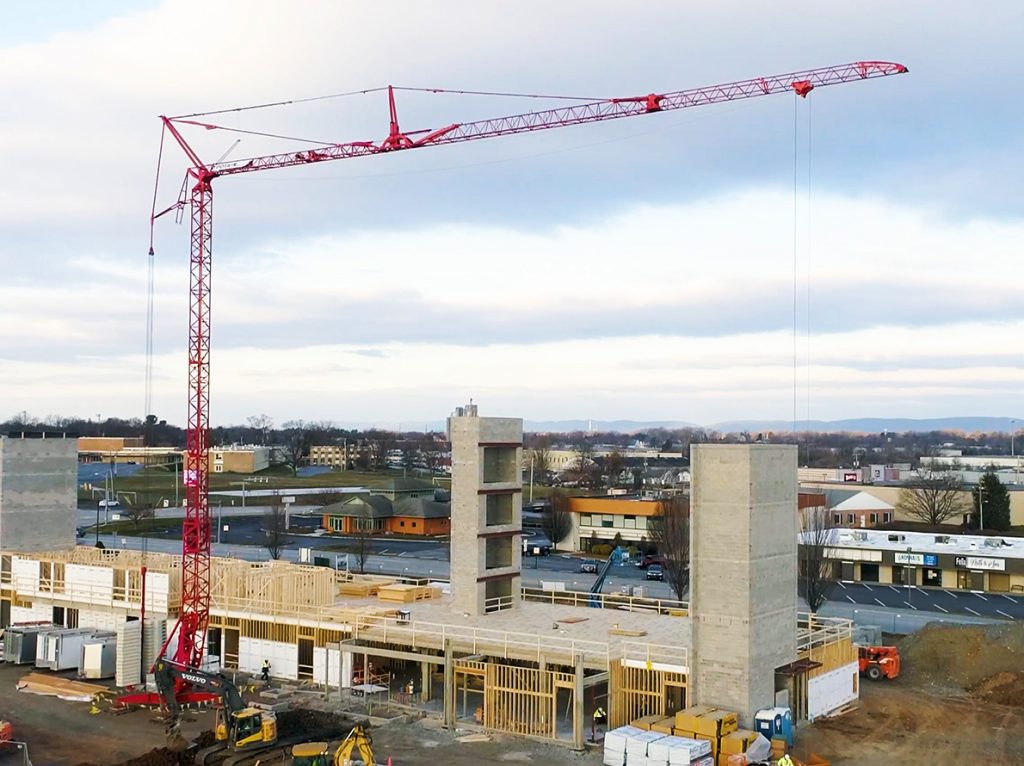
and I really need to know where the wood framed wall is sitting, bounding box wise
[483,662,576,741]
[609,662,688,728]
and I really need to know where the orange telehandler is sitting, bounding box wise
[858,645,901,680]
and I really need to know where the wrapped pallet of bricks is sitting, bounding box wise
[646,735,712,766]
[625,730,666,766]
[604,726,645,766]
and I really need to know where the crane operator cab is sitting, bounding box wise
[216,706,277,749]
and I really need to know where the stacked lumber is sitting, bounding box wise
[376,583,439,603]
[16,672,107,702]
[338,579,393,597]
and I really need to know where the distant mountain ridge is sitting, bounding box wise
[524,416,1020,434]
[332,416,1018,434]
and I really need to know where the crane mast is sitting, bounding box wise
[153,61,907,681]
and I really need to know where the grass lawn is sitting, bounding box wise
[80,466,448,508]
[92,517,187,535]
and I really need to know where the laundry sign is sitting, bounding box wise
[894,552,923,565]
[954,556,1005,571]
[893,552,939,567]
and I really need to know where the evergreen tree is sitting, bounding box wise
[972,472,1011,531]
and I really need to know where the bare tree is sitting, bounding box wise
[799,507,837,612]
[649,496,690,600]
[541,490,573,552]
[246,414,274,446]
[421,435,443,476]
[528,444,551,482]
[369,432,397,471]
[122,503,155,532]
[263,498,289,560]
[350,525,372,573]
[603,451,625,488]
[280,420,310,476]
[400,443,418,472]
[897,473,970,525]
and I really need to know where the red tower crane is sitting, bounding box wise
[146,61,907,692]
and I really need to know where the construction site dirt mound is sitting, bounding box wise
[898,621,1024,702]
[277,708,353,739]
[969,670,1024,706]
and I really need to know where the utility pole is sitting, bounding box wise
[529,455,535,503]
[978,482,985,532]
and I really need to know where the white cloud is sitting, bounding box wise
[2,1,1023,425]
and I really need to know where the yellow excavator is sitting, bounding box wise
[153,659,284,765]
[289,725,377,766]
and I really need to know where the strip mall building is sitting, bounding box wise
[801,528,1024,593]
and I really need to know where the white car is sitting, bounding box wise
[98,499,120,509]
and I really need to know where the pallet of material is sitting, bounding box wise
[338,579,392,597]
[16,672,108,702]
[376,583,438,603]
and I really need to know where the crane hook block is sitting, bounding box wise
[791,80,814,98]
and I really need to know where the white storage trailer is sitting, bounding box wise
[3,624,54,664]
[36,628,109,672]
[79,635,117,679]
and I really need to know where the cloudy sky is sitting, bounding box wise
[1,1,1021,428]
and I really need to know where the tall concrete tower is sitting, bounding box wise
[689,444,798,726]
[447,403,523,616]
[0,433,78,552]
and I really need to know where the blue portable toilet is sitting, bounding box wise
[754,707,794,746]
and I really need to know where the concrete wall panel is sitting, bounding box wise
[0,436,77,552]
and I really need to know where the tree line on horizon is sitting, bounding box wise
[4,410,1021,471]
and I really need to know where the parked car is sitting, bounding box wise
[646,563,665,581]
[522,537,552,556]
[636,555,667,569]
[98,499,120,509]
[579,560,599,574]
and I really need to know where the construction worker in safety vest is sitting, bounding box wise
[261,659,271,683]
[593,706,607,726]
[777,755,795,766]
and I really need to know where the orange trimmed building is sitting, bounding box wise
[320,494,450,537]
[567,496,665,552]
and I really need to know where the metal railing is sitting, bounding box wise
[521,586,688,614]
[3,574,175,613]
[797,612,854,651]
[620,641,689,671]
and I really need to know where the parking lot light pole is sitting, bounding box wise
[1012,419,1018,485]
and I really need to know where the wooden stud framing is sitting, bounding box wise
[609,662,687,728]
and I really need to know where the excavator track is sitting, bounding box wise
[194,735,314,766]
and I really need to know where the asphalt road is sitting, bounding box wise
[828,580,1022,621]
[87,534,678,597]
